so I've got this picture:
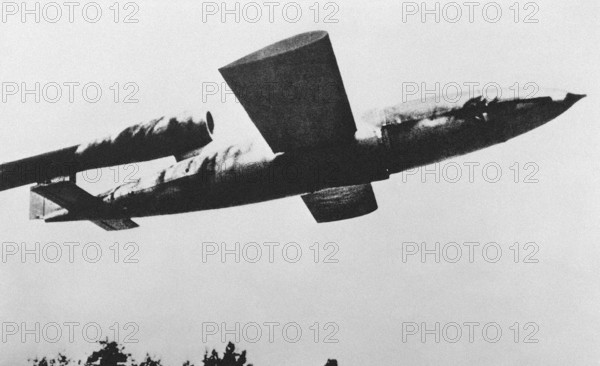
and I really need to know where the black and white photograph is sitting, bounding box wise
[0,1,597,365]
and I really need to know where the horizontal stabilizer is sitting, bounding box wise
[31,181,100,212]
[31,181,138,231]
[301,184,378,223]
[92,219,139,231]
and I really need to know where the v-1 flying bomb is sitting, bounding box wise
[0,31,585,230]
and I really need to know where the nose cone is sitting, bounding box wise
[563,92,587,106]
[374,88,585,174]
[492,88,586,104]
[488,90,586,142]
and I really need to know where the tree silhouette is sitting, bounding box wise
[28,353,77,366]
[138,354,164,366]
[85,340,131,366]
[202,342,250,366]
[28,340,336,366]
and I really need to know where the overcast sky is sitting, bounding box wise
[1,1,599,365]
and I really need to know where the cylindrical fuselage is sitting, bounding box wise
[95,138,387,219]
[48,91,583,221]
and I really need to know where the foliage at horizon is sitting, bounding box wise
[28,340,338,366]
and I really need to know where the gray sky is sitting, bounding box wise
[1,1,599,365]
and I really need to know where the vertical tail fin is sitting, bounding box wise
[29,175,73,220]
[29,190,62,220]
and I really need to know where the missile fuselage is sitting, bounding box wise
[0,31,585,228]
[45,91,584,222]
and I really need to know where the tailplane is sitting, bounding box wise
[28,177,138,231]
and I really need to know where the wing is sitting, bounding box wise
[219,31,356,153]
[301,184,378,223]
[220,31,379,222]
[31,181,138,231]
